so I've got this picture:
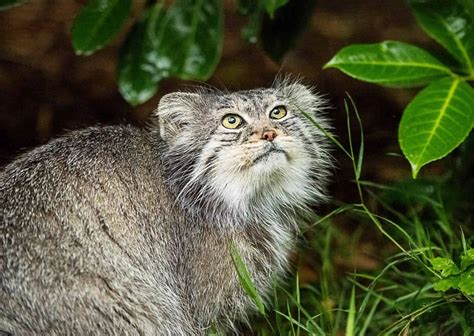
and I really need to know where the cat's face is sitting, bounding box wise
[157,79,332,220]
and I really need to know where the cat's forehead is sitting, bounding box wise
[210,88,279,116]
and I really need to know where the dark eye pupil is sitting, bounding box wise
[228,116,236,124]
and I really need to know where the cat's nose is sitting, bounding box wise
[261,129,277,141]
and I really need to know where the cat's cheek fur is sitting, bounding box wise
[207,139,314,218]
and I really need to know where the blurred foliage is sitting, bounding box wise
[326,0,474,178]
[0,0,27,10]
[71,0,132,56]
[117,0,223,105]
[0,0,307,106]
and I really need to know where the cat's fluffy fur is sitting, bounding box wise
[0,78,332,335]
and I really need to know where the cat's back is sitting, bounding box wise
[0,125,183,335]
[1,125,165,230]
[1,124,157,189]
[1,124,163,210]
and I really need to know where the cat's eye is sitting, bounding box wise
[269,106,287,120]
[222,114,243,129]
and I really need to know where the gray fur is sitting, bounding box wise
[0,78,332,335]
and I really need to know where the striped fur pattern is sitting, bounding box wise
[1,77,332,335]
[156,78,332,227]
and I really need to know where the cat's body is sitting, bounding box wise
[0,79,331,335]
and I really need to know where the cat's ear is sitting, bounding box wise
[155,92,200,142]
[274,77,327,113]
[274,77,314,104]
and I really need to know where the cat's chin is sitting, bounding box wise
[251,151,289,176]
[250,141,291,169]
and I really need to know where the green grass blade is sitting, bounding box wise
[303,204,355,232]
[345,285,356,336]
[274,310,312,334]
[229,242,266,315]
[346,93,365,180]
[296,104,352,159]
[295,273,301,336]
[359,297,381,336]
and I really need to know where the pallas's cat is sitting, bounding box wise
[0,78,332,335]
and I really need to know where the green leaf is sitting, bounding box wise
[263,0,288,18]
[0,0,28,10]
[158,0,223,80]
[324,41,453,87]
[117,3,166,106]
[118,0,223,105]
[229,242,266,315]
[434,277,459,291]
[430,257,460,276]
[409,0,474,74]
[399,78,474,178]
[461,248,474,271]
[71,0,132,56]
[459,270,474,295]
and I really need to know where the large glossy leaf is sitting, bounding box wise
[118,4,166,106]
[409,0,474,74]
[324,41,453,87]
[71,0,132,56]
[399,78,474,178]
[0,0,28,10]
[158,0,223,80]
[118,0,223,105]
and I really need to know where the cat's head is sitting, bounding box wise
[154,77,332,226]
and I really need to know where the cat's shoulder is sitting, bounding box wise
[1,125,157,183]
